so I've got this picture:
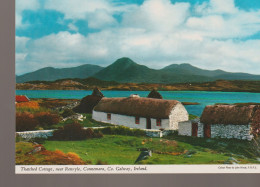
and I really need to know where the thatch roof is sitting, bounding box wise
[147,90,163,99]
[200,105,258,125]
[93,97,180,119]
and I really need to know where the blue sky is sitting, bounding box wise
[16,0,260,75]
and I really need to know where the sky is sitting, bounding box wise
[15,0,260,75]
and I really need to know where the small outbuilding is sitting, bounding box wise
[92,96,189,130]
[179,105,260,141]
[15,95,30,103]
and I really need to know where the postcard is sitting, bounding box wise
[15,0,260,174]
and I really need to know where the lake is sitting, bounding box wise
[16,90,260,116]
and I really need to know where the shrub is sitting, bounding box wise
[34,112,60,127]
[41,150,85,165]
[16,112,38,131]
[52,123,103,140]
[52,122,87,140]
[93,131,104,138]
[61,109,76,118]
[85,128,94,139]
[16,101,39,109]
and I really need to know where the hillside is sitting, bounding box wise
[16,64,104,83]
[93,57,213,83]
[16,57,260,84]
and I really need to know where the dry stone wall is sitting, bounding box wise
[16,130,53,139]
[197,123,204,137]
[211,124,253,141]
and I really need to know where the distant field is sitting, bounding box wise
[16,79,260,93]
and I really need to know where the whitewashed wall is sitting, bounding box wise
[93,111,146,129]
[169,103,189,130]
[93,111,170,129]
[151,118,169,130]
[178,121,192,136]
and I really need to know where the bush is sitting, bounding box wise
[16,101,39,109]
[93,131,104,138]
[52,123,103,140]
[41,150,86,165]
[61,109,76,118]
[16,112,38,131]
[52,122,87,140]
[34,112,60,127]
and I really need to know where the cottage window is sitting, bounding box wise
[156,119,161,126]
[135,117,140,124]
[107,113,111,120]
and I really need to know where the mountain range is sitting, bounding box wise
[16,57,260,84]
[16,64,103,83]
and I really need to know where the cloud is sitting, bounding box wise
[122,0,190,32]
[188,0,260,39]
[15,0,260,75]
[16,0,41,28]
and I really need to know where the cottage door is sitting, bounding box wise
[192,123,198,137]
[204,124,211,138]
[146,118,151,129]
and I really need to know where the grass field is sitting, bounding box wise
[41,135,259,165]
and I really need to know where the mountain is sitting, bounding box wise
[93,57,214,83]
[16,57,260,84]
[16,64,104,83]
[162,63,227,77]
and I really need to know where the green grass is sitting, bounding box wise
[165,134,260,159]
[43,135,259,165]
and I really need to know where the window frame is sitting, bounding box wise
[156,119,162,126]
[135,116,140,124]
[107,113,111,120]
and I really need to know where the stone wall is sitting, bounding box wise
[197,123,204,138]
[145,129,162,138]
[16,130,53,140]
[178,121,192,136]
[211,124,253,141]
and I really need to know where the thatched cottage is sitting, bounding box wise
[92,96,189,130]
[179,105,260,141]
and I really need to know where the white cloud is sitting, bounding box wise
[16,0,41,28]
[87,10,117,29]
[122,0,190,32]
[15,0,260,75]
[195,0,237,15]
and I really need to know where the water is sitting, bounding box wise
[16,90,260,116]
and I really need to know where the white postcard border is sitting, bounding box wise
[16,165,260,174]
